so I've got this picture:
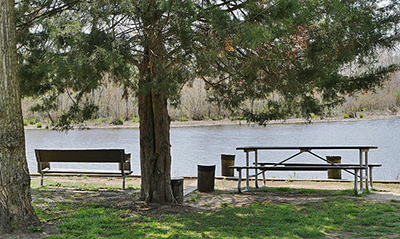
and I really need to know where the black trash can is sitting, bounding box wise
[221,154,235,177]
[197,164,215,192]
[171,177,184,204]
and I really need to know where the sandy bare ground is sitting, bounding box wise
[28,176,400,212]
[30,176,400,206]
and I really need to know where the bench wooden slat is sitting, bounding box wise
[42,168,133,175]
[36,149,126,163]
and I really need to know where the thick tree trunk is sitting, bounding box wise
[138,89,173,204]
[137,7,174,204]
[0,0,40,233]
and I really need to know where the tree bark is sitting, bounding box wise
[0,0,40,233]
[137,8,174,204]
[138,89,173,204]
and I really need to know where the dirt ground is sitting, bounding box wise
[2,176,400,238]
[30,175,400,204]
[27,176,400,212]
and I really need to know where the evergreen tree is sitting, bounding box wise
[17,0,400,203]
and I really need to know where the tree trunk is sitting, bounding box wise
[0,0,40,233]
[138,89,173,204]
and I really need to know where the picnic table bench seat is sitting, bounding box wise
[255,162,382,186]
[35,149,132,189]
[230,165,370,195]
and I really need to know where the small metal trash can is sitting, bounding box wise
[221,154,235,177]
[327,156,342,179]
[197,164,215,192]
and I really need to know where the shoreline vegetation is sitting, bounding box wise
[23,111,400,130]
[22,71,400,130]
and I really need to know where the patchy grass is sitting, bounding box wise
[30,176,141,191]
[30,185,400,239]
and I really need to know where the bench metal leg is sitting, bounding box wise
[122,175,126,190]
[40,174,44,187]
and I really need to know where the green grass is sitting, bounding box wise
[31,187,400,239]
[29,118,37,124]
[132,117,139,122]
[179,116,189,122]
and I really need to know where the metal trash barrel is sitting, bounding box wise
[327,156,342,179]
[171,177,184,204]
[197,164,215,192]
[221,154,235,177]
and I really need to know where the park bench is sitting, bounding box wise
[230,165,369,195]
[35,149,132,189]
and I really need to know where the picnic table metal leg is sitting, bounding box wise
[40,174,44,187]
[237,169,242,193]
[255,150,259,188]
[262,170,266,187]
[369,166,374,190]
[364,150,369,191]
[246,151,250,191]
[355,169,363,195]
[359,150,364,193]
[354,169,359,195]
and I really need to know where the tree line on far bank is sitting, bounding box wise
[22,69,400,127]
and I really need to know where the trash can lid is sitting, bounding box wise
[198,164,216,172]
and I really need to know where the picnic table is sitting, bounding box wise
[232,146,380,195]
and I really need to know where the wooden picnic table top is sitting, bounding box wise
[236,146,378,151]
[230,165,368,170]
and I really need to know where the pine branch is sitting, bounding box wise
[17,0,81,30]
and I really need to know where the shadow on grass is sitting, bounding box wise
[33,187,400,239]
[256,186,360,196]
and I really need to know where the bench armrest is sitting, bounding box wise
[119,153,131,171]
[37,162,50,173]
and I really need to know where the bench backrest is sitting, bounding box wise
[35,149,127,163]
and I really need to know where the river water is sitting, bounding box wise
[25,118,400,180]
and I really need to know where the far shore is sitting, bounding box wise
[24,111,400,130]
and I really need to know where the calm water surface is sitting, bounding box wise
[25,118,400,180]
